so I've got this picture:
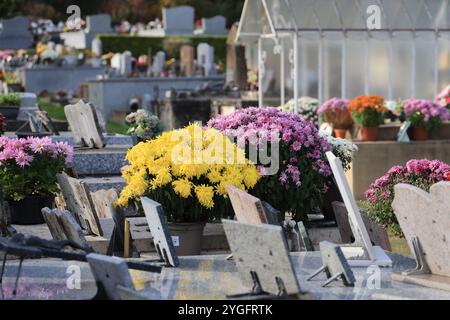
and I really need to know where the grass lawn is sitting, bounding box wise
[38,98,129,135]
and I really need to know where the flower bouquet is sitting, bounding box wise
[0,137,73,224]
[117,123,261,255]
[348,95,386,141]
[318,98,353,138]
[436,85,450,110]
[364,159,450,236]
[208,107,332,222]
[403,99,450,140]
[280,97,319,126]
[125,110,163,143]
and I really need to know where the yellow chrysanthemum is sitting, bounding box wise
[242,167,261,188]
[194,185,214,209]
[172,179,192,198]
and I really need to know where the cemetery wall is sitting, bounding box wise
[98,35,227,64]
[88,76,225,123]
[22,66,107,94]
[348,140,450,200]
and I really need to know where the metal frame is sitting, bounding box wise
[237,0,450,106]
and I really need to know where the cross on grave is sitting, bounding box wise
[64,100,105,149]
[141,197,179,267]
[307,241,356,287]
[391,182,450,292]
[326,151,392,267]
[222,219,310,299]
[56,174,103,237]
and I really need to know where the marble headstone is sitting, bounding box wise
[222,220,301,296]
[197,43,215,76]
[141,197,179,267]
[163,6,194,35]
[120,51,132,77]
[86,14,113,34]
[326,151,392,267]
[92,38,103,57]
[86,253,135,300]
[152,51,166,76]
[392,182,450,291]
[319,241,355,286]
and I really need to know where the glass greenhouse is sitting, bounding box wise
[237,0,450,111]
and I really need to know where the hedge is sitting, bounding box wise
[97,34,227,65]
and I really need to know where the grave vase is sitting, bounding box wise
[168,222,205,256]
[410,125,429,141]
[8,195,53,225]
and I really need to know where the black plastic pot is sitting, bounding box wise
[8,196,54,225]
[0,106,20,120]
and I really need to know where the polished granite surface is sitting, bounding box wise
[1,252,449,300]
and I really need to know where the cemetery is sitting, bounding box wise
[0,0,450,308]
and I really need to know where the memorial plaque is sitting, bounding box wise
[392,182,450,291]
[86,253,135,300]
[41,208,67,241]
[141,197,179,267]
[326,152,392,267]
[222,219,301,296]
[226,185,267,224]
[57,174,103,236]
[64,100,105,149]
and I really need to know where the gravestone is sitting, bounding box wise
[391,182,450,292]
[111,53,122,72]
[64,100,105,149]
[0,16,33,49]
[17,92,39,121]
[332,201,392,251]
[152,51,166,76]
[222,220,303,297]
[86,14,113,34]
[197,43,215,76]
[226,44,247,89]
[86,253,135,300]
[120,51,132,77]
[163,6,194,35]
[92,38,103,57]
[326,152,392,267]
[198,16,227,35]
[307,241,355,287]
[56,174,103,237]
[180,45,195,77]
[59,209,92,249]
[141,197,179,267]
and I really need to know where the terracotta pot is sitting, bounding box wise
[334,129,347,139]
[168,222,205,256]
[410,125,429,141]
[360,126,379,141]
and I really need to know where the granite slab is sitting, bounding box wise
[1,252,449,300]
[72,146,129,175]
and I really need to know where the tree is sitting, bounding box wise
[0,0,24,19]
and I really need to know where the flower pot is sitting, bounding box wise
[410,125,429,141]
[8,195,54,225]
[0,106,20,120]
[334,129,347,139]
[168,222,205,256]
[360,126,379,141]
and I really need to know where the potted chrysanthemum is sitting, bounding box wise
[348,95,386,141]
[116,124,261,255]
[208,107,333,222]
[125,109,163,144]
[403,99,450,141]
[318,98,353,138]
[0,137,73,224]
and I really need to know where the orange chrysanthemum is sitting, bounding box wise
[348,95,387,114]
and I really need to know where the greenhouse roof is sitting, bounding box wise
[237,0,450,39]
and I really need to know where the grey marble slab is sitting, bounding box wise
[1,252,449,300]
